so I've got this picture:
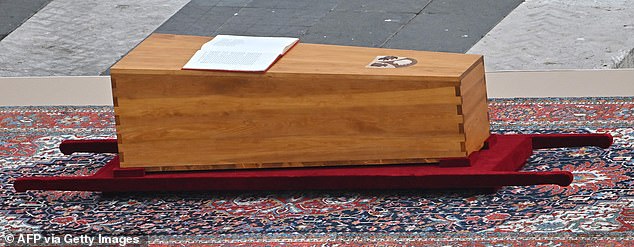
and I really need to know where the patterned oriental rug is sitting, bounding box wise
[0,97,633,246]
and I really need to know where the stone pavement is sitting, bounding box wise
[157,0,522,52]
[0,0,50,41]
[0,0,521,76]
[0,0,189,76]
[0,0,633,77]
[468,0,634,71]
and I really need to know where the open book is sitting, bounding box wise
[182,35,299,72]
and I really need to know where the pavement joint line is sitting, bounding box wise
[202,6,236,35]
[378,0,434,48]
[0,0,52,42]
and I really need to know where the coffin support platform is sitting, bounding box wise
[14,133,612,193]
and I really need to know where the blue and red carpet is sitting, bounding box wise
[1,97,633,246]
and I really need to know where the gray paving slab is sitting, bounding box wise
[246,0,337,10]
[156,0,338,37]
[0,0,189,77]
[384,0,524,52]
[468,0,634,70]
[0,0,51,40]
[158,6,241,35]
[218,7,331,37]
[334,0,430,13]
[189,0,221,7]
[216,0,252,7]
[156,0,521,51]
[301,11,415,47]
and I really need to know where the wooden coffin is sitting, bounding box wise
[110,34,489,172]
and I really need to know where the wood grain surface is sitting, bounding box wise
[111,34,489,171]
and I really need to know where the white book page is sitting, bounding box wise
[201,35,298,54]
[182,49,280,71]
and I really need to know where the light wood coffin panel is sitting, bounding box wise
[458,59,490,155]
[110,34,489,171]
